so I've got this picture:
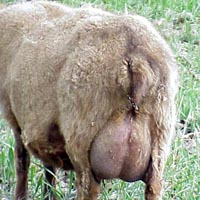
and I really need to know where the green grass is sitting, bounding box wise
[0,0,200,199]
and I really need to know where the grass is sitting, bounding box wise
[0,0,200,199]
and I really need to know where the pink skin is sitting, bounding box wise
[90,111,151,182]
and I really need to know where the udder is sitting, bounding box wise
[90,110,151,182]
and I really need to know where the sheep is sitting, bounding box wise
[0,1,178,200]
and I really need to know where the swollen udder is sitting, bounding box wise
[90,110,151,182]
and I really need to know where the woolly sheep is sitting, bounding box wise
[0,1,178,200]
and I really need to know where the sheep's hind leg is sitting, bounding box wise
[43,165,57,200]
[144,127,171,200]
[76,170,100,200]
[144,157,163,200]
[14,127,30,200]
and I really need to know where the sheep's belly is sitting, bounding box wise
[90,113,151,182]
[22,124,74,170]
[25,140,73,170]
